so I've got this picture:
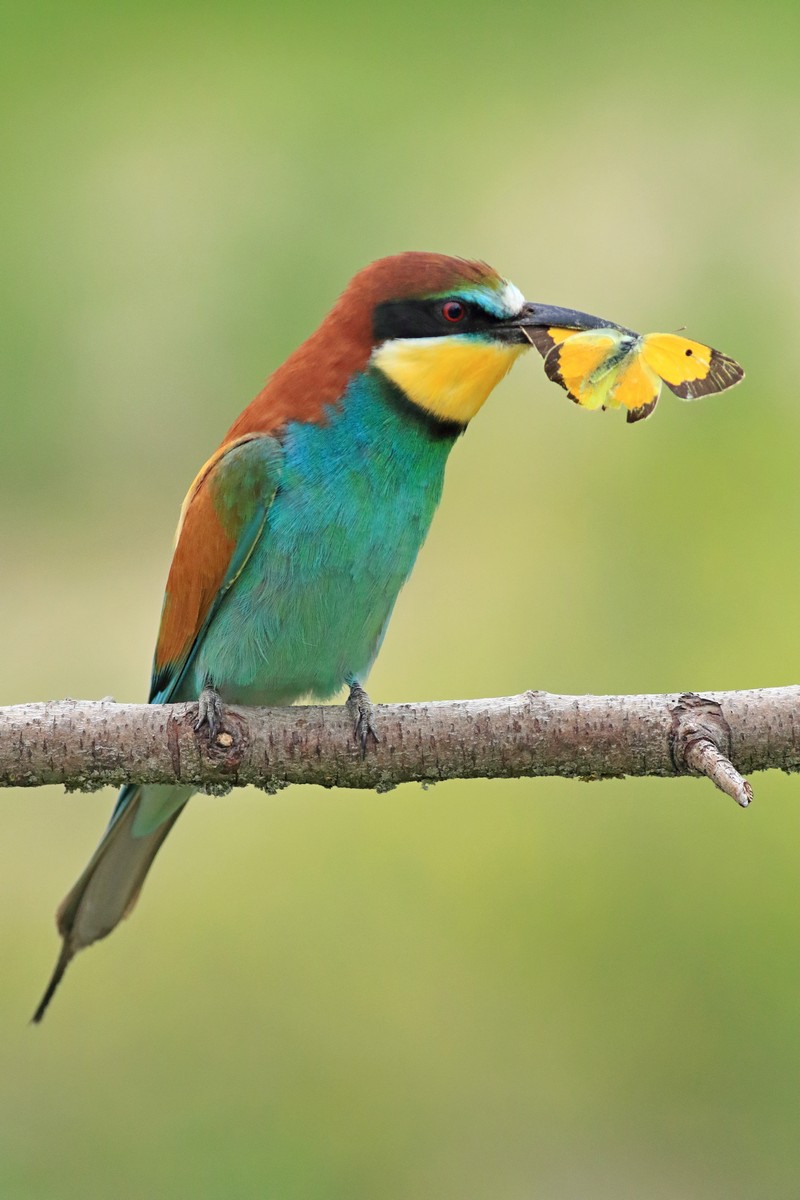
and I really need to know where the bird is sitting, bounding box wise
[32,252,603,1021]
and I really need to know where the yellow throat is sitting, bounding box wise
[373,335,529,424]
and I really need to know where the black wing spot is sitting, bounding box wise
[685,348,693,356]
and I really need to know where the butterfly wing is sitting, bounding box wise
[523,325,577,359]
[606,350,662,423]
[540,328,632,410]
[642,333,745,400]
[625,395,659,424]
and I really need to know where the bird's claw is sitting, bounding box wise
[346,681,379,758]
[195,685,224,740]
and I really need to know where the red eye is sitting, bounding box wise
[442,300,466,323]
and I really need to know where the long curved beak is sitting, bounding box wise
[497,301,631,343]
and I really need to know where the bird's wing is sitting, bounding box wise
[149,433,284,703]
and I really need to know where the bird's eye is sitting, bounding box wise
[442,300,466,323]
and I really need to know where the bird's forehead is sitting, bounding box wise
[429,278,525,319]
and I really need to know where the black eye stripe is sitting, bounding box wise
[373,298,499,341]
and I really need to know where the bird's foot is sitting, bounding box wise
[194,685,224,740]
[346,680,379,757]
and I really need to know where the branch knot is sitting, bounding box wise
[670,693,752,808]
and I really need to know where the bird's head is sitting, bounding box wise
[347,252,611,427]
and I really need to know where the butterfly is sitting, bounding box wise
[524,323,745,423]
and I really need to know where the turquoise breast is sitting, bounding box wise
[187,369,459,705]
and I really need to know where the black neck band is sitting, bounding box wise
[370,367,466,442]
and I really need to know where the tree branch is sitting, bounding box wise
[1,687,799,802]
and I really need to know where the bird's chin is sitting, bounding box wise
[373,335,528,425]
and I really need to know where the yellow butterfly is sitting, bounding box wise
[524,323,744,423]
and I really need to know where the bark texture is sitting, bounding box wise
[1,687,799,801]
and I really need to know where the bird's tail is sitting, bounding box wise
[32,783,191,1023]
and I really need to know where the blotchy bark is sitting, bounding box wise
[1,687,798,801]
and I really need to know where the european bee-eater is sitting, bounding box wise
[33,252,605,1021]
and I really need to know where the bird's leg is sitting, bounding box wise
[346,677,379,756]
[194,682,225,740]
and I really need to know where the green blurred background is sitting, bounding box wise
[3,2,800,1196]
